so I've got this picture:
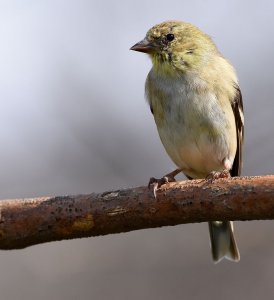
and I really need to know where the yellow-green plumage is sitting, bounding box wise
[131,20,244,262]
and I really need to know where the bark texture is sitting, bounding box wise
[0,175,273,249]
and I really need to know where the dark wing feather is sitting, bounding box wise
[230,85,244,177]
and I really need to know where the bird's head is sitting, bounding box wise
[130,21,217,75]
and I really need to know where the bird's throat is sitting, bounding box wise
[151,54,179,77]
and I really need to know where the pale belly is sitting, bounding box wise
[154,93,237,179]
[158,125,230,179]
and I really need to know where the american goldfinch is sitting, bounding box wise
[130,21,244,263]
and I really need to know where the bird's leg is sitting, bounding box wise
[206,158,232,181]
[206,169,230,181]
[148,169,181,198]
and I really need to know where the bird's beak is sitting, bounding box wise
[130,38,156,54]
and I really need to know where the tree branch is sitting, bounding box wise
[0,175,273,250]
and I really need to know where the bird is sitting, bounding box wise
[130,20,244,263]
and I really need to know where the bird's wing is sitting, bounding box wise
[230,85,244,177]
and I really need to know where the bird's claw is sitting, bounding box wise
[206,170,230,182]
[148,175,176,199]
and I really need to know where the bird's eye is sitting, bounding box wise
[166,33,174,42]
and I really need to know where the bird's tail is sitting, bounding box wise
[208,221,240,263]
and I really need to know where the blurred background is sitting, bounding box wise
[0,0,273,299]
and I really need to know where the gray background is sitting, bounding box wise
[0,0,274,299]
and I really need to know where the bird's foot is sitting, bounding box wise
[148,169,181,198]
[206,169,230,182]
